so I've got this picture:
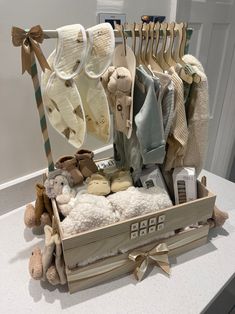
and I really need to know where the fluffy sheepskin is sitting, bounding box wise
[107,186,172,220]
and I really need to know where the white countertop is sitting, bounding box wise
[0,170,234,314]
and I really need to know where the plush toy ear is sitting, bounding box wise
[85,177,91,184]
[107,69,118,93]
[101,66,116,87]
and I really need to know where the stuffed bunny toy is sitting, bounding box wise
[44,170,77,216]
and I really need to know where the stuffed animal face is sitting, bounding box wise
[45,174,70,199]
[108,67,132,95]
[53,175,69,195]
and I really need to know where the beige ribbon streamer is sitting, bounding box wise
[11,25,51,74]
[128,243,171,281]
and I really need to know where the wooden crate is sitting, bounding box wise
[52,180,216,293]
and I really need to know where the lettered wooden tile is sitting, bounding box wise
[140,229,147,237]
[140,220,148,228]
[149,217,157,226]
[158,215,166,223]
[131,222,139,231]
[131,231,138,239]
[148,225,156,233]
[157,223,164,231]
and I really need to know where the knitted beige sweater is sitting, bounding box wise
[164,68,188,170]
[182,54,209,174]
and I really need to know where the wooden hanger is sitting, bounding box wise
[145,22,163,72]
[172,23,193,84]
[180,22,201,83]
[131,22,136,55]
[156,22,170,71]
[136,23,145,66]
[164,22,176,67]
[142,23,149,65]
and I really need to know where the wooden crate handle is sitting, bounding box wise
[201,176,207,187]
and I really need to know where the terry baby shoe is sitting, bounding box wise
[55,156,83,185]
[85,23,115,79]
[111,170,133,193]
[75,149,98,178]
[87,172,111,196]
[53,24,87,80]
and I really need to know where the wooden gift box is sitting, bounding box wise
[52,180,216,294]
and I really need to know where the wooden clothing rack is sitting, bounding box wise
[15,24,193,172]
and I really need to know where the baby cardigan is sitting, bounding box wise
[164,68,188,170]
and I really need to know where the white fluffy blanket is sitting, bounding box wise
[61,194,120,237]
[107,186,172,220]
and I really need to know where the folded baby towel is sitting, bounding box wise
[107,186,173,220]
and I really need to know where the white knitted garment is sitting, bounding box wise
[85,23,115,78]
[53,24,87,80]
[182,54,209,174]
[61,194,120,237]
[107,186,173,220]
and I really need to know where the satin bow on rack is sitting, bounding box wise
[129,242,171,281]
[11,25,51,74]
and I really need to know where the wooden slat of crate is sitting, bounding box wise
[66,225,209,293]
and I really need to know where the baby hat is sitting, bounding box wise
[53,24,87,80]
[84,23,115,78]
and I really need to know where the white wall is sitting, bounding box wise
[0,0,172,185]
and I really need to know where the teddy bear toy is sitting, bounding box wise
[102,66,132,136]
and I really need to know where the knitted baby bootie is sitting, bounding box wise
[75,149,98,178]
[29,247,43,280]
[55,156,83,185]
[111,170,133,193]
[24,204,36,228]
[87,172,110,196]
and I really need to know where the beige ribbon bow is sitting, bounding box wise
[129,243,171,281]
[11,25,51,74]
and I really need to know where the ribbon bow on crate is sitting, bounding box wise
[129,243,171,281]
